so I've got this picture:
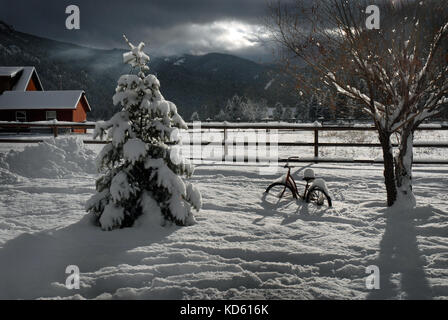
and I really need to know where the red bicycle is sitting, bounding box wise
[265,157,332,207]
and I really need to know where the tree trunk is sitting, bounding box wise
[394,127,416,207]
[378,131,397,207]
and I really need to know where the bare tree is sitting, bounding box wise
[267,0,448,207]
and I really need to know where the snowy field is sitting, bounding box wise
[0,132,447,299]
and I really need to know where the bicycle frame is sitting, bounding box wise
[281,166,312,200]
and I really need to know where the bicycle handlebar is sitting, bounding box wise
[284,156,300,168]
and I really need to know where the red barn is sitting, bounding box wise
[0,66,91,132]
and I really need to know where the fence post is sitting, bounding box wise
[223,128,228,159]
[314,128,319,161]
[53,126,58,138]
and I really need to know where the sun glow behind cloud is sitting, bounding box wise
[144,19,270,59]
[210,20,264,50]
[0,0,277,62]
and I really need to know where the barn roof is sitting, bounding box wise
[0,67,23,77]
[0,91,91,111]
[0,66,44,91]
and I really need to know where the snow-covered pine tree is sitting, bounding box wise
[224,94,244,121]
[240,98,257,122]
[256,98,269,121]
[273,102,284,121]
[282,107,293,122]
[307,95,319,122]
[190,111,200,122]
[86,35,201,230]
[214,109,228,121]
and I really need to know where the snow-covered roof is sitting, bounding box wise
[0,67,23,78]
[0,66,44,91]
[0,90,90,111]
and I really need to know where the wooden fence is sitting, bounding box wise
[1,121,448,164]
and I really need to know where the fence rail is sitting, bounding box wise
[1,121,448,164]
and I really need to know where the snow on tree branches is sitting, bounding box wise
[86,35,201,230]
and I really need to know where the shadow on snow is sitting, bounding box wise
[0,214,176,299]
[367,207,433,300]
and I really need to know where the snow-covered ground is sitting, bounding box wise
[0,134,447,300]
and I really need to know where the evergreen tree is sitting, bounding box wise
[256,98,269,121]
[307,94,319,121]
[86,36,201,230]
[282,107,293,122]
[190,111,200,122]
[240,98,258,122]
[214,109,228,121]
[273,102,284,121]
[294,103,306,122]
[215,97,269,122]
[224,94,244,121]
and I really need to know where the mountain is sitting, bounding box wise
[0,21,298,120]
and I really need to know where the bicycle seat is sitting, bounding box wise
[303,168,315,181]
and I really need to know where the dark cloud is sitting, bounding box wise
[0,0,276,61]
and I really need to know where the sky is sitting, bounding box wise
[0,0,277,62]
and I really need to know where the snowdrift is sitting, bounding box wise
[0,138,96,179]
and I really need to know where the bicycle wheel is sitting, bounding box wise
[265,182,297,199]
[306,187,332,207]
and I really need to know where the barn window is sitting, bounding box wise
[46,111,57,121]
[15,111,26,122]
